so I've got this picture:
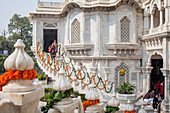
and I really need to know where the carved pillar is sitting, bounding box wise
[135,70,141,93]
[164,0,170,25]
[142,67,153,93]
[144,11,149,34]
[150,14,154,29]
[160,69,170,113]
[65,14,70,44]
[95,12,102,56]
[81,12,85,43]
[160,9,163,26]
[161,69,169,100]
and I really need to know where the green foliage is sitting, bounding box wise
[74,92,86,102]
[37,74,48,81]
[0,55,8,74]
[105,105,119,113]
[40,88,74,113]
[116,82,136,94]
[7,14,33,56]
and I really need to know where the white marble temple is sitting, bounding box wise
[29,0,170,112]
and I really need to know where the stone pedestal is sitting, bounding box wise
[116,93,136,111]
[48,99,78,113]
[3,80,36,93]
[0,88,44,113]
[85,104,104,113]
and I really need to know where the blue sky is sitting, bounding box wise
[0,0,64,34]
[0,0,37,32]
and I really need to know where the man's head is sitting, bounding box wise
[152,90,155,93]
[54,40,56,43]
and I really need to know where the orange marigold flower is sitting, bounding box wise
[13,71,20,76]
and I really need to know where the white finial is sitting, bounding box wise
[138,105,147,113]
[4,39,34,71]
[53,67,72,91]
[124,100,134,111]
[85,86,99,100]
[108,93,120,107]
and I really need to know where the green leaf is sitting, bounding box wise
[54,92,61,101]
[62,93,67,98]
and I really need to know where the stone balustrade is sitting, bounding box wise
[37,1,62,8]
[68,49,88,56]
[144,37,163,50]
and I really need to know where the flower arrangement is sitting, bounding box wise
[124,110,135,113]
[82,99,100,111]
[0,69,37,91]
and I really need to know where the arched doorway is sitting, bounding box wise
[150,54,164,94]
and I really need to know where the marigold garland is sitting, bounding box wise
[0,69,37,91]
[37,43,108,91]
[66,65,107,90]
[82,99,100,111]
[124,110,135,113]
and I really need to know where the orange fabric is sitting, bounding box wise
[82,99,100,111]
[0,69,37,91]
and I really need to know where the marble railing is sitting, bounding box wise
[144,37,163,50]
[105,43,141,56]
[37,1,62,8]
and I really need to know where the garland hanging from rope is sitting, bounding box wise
[37,43,113,93]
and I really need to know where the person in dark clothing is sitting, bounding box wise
[154,81,160,94]
[143,90,154,104]
[153,95,159,109]
[151,90,155,97]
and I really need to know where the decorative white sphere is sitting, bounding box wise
[4,39,34,71]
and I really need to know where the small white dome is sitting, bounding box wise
[138,105,147,113]
[4,39,34,71]
[124,100,134,111]
[108,94,120,107]
[85,85,99,100]
[53,67,72,91]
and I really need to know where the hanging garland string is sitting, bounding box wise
[36,43,113,92]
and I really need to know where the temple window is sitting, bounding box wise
[120,16,130,42]
[71,19,80,44]
[153,5,160,28]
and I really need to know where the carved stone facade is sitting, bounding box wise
[29,0,170,112]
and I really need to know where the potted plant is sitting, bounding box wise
[116,82,136,111]
[37,74,48,85]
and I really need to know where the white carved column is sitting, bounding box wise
[144,11,149,34]
[160,69,169,113]
[150,13,154,29]
[164,0,170,25]
[65,14,70,44]
[161,69,169,101]
[160,9,163,26]
[142,67,153,93]
[81,12,85,43]
[95,12,102,56]
[135,70,141,93]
